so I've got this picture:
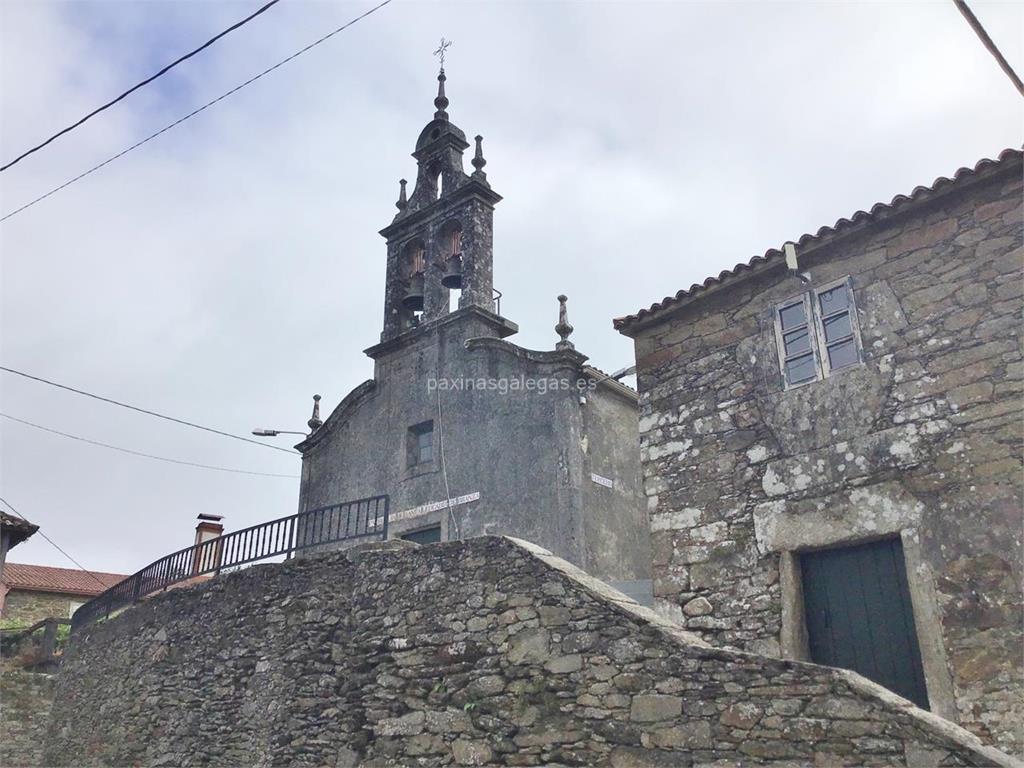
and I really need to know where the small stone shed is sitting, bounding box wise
[614,149,1022,754]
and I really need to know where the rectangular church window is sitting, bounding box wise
[407,420,434,467]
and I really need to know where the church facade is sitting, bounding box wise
[295,70,650,586]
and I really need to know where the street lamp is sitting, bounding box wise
[252,395,323,438]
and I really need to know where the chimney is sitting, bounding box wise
[194,514,224,546]
[193,514,225,575]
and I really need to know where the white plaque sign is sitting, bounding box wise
[590,473,614,489]
[390,492,481,524]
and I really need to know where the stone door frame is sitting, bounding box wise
[755,489,958,722]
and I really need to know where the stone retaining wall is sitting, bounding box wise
[45,537,1016,767]
[0,668,56,767]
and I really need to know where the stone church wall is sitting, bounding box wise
[299,312,650,582]
[628,158,1022,753]
[45,537,1014,766]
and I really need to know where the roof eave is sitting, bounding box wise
[4,584,104,597]
[614,148,1023,336]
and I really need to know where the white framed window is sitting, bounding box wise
[813,279,862,375]
[774,277,862,389]
[775,293,820,387]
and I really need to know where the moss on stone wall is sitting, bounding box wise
[3,590,80,626]
[630,156,1023,754]
[0,668,56,767]
[44,537,1014,766]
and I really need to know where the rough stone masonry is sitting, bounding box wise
[615,149,1023,755]
[0,666,56,768]
[45,537,1017,767]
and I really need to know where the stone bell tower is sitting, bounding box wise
[378,66,502,342]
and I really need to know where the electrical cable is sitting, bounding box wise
[953,0,1024,97]
[0,0,394,224]
[435,383,459,540]
[0,495,112,591]
[1,412,300,478]
[0,366,297,454]
[1,0,283,172]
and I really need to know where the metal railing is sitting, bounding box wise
[72,495,389,630]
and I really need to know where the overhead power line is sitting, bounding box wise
[0,495,111,591]
[0,365,298,455]
[0,0,394,224]
[1,0,284,172]
[953,0,1024,98]
[2,413,300,478]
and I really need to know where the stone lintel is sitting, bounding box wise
[752,481,924,555]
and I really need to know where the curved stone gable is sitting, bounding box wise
[45,537,1018,767]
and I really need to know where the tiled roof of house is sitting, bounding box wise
[582,364,638,396]
[0,511,39,548]
[1,562,126,597]
[614,148,1022,334]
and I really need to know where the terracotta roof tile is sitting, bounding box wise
[614,148,1022,333]
[582,364,637,395]
[1,562,126,597]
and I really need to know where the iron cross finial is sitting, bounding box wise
[434,37,452,70]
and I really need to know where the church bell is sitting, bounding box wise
[441,254,463,290]
[402,272,425,312]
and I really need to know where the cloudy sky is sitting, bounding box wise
[1,0,1020,575]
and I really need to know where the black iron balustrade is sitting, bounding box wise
[72,495,389,630]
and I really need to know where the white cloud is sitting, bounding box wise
[0,0,1020,573]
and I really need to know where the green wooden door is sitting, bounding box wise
[801,538,929,709]
[401,526,441,545]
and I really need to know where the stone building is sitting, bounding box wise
[1,563,126,625]
[0,510,37,583]
[614,148,1022,754]
[295,70,650,587]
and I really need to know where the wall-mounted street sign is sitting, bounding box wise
[391,492,481,524]
[590,473,614,489]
